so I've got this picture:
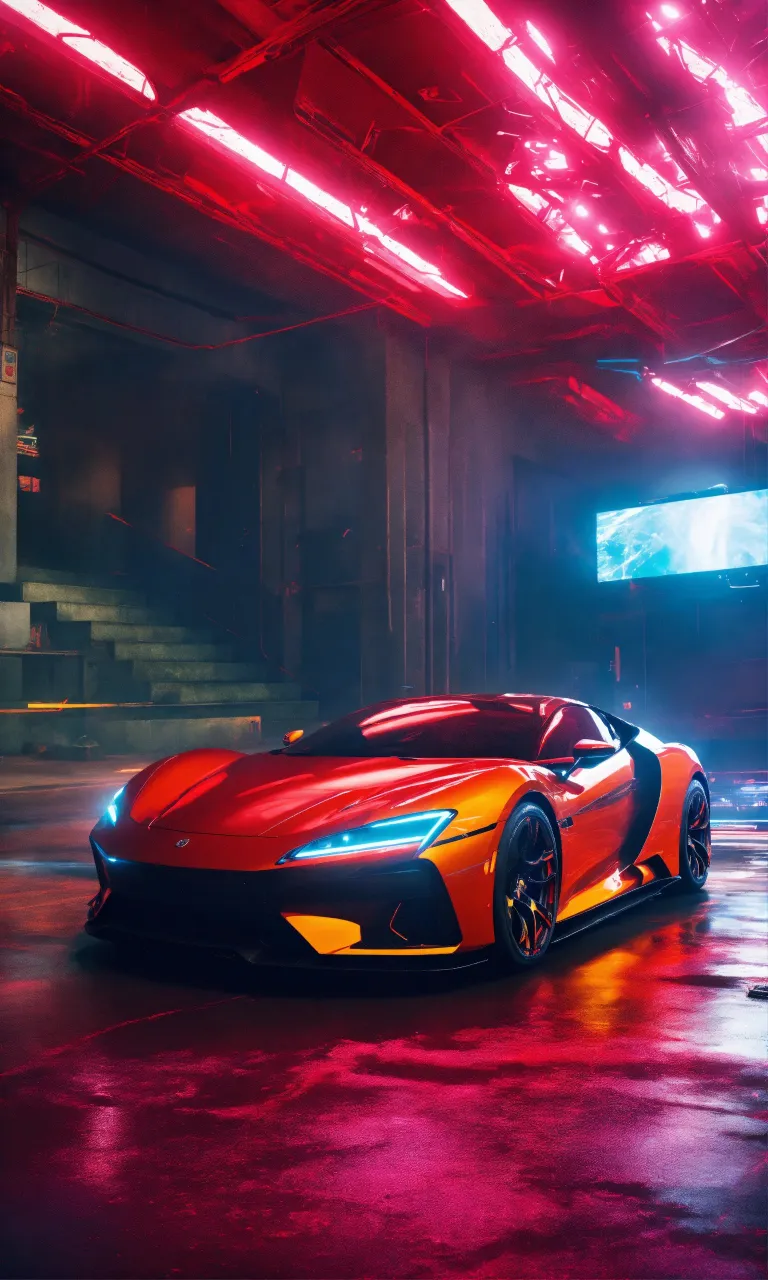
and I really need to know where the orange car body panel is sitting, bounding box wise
[90,717,706,957]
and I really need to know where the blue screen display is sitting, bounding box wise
[597,488,768,582]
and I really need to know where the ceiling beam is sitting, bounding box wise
[216,0,386,83]
[0,82,429,326]
[21,0,388,199]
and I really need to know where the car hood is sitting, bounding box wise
[147,752,509,837]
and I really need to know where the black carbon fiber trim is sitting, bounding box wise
[432,822,498,847]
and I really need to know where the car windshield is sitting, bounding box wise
[282,697,550,760]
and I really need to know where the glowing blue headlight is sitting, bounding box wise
[282,809,456,862]
[105,787,125,825]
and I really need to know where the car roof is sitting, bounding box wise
[359,694,578,715]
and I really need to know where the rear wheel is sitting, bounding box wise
[678,779,711,891]
[493,802,560,969]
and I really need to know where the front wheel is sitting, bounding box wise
[493,802,560,969]
[678,779,711,891]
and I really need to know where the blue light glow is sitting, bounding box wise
[597,488,768,581]
[284,810,456,861]
[106,787,125,825]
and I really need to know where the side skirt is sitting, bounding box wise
[552,877,681,944]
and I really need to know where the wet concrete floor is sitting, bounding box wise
[0,757,765,1279]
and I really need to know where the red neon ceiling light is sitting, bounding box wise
[177,109,468,300]
[650,9,768,231]
[0,6,467,302]
[616,241,670,269]
[651,12,768,147]
[442,0,510,52]
[696,382,758,413]
[505,133,674,270]
[176,108,285,180]
[442,0,718,236]
[507,182,594,258]
[0,0,155,99]
[525,21,554,62]
[651,377,724,419]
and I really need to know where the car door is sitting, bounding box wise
[537,705,638,920]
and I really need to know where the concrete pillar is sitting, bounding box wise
[384,328,427,697]
[424,340,451,694]
[0,207,18,585]
[381,327,452,699]
[449,364,514,693]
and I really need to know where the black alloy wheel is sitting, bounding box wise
[678,779,711,891]
[493,802,560,969]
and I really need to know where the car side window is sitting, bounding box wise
[591,710,621,749]
[538,707,617,759]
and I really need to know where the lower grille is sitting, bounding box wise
[89,842,462,955]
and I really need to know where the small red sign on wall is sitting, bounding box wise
[2,347,17,384]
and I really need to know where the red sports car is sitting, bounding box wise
[86,695,711,969]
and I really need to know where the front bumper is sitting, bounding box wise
[86,839,476,970]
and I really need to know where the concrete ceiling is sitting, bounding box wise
[0,0,766,431]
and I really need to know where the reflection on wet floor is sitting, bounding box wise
[0,762,766,1279]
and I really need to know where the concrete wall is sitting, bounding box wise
[14,208,284,575]
[22,199,754,736]
[265,316,529,713]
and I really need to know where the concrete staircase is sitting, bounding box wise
[0,569,319,755]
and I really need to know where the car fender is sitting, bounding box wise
[423,764,562,950]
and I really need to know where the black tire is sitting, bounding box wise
[678,779,711,891]
[493,802,560,969]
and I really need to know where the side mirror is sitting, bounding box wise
[283,729,305,746]
[573,738,615,761]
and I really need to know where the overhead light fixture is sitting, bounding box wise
[442,0,510,50]
[558,225,591,254]
[0,3,468,304]
[443,0,716,234]
[285,169,355,226]
[0,0,156,98]
[526,20,554,61]
[748,390,768,407]
[177,107,285,179]
[655,22,768,152]
[616,240,670,269]
[508,183,593,256]
[696,382,758,413]
[651,377,725,418]
[618,146,710,217]
[178,109,468,300]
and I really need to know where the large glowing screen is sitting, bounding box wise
[597,489,768,581]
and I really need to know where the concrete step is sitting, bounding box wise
[18,565,130,589]
[149,681,301,705]
[90,624,205,643]
[55,603,170,625]
[131,660,267,683]
[22,582,145,606]
[0,700,320,754]
[113,641,234,661]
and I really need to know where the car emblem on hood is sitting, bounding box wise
[176,838,190,848]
